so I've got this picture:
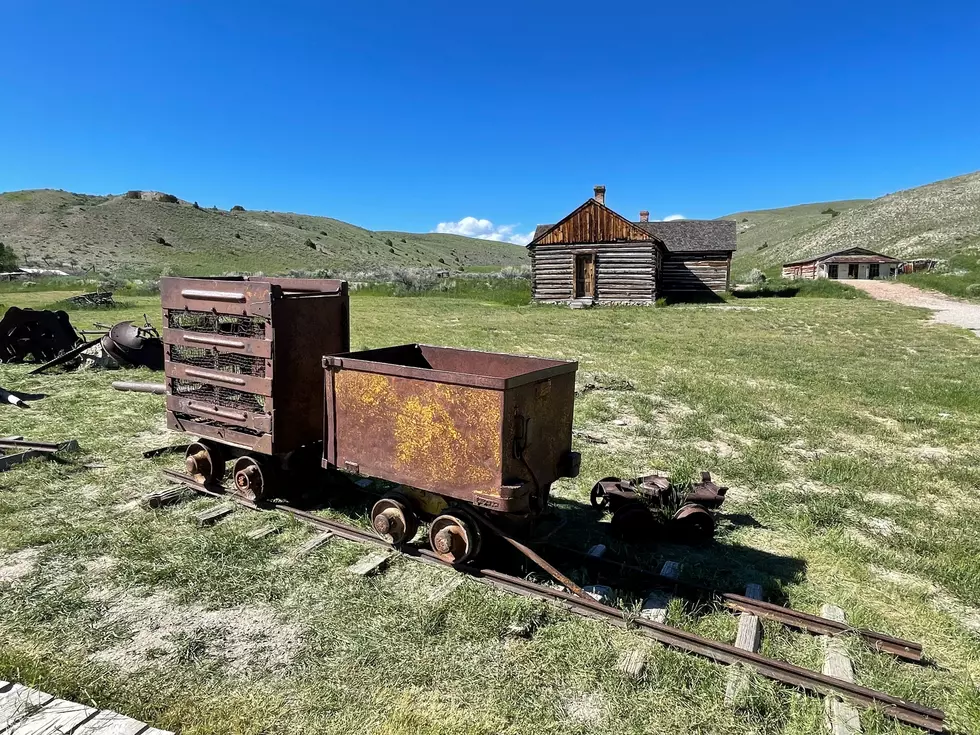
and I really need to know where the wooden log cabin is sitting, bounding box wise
[529,186,737,305]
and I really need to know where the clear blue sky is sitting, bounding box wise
[2,1,978,243]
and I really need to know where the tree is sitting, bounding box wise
[0,242,17,270]
[231,205,245,212]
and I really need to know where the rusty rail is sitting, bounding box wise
[541,542,923,662]
[160,469,943,732]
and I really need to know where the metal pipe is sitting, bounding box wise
[111,381,166,395]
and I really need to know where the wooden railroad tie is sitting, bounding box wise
[618,560,681,680]
[348,551,393,577]
[822,604,863,735]
[246,524,283,541]
[724,582,764,705]
[193,503,236,527]
[289,531,335,559]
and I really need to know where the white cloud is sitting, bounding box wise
[662,214,686,221]
[434,217,533,246]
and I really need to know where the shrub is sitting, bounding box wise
[231,205,245,212]
[758,241,769,250]
[438,257,446,264]
[320,231,328,236]
[385,238,393,248]
[0,242,17,270]
[821,207,841,218]
[305,238,316,249]
[400,238,406,243]
[654,297,668,308]
[193,201,200,209]
[389,248,395,254]
[124,190,141,199]
[966,284,980,296]
[234,233,242,239]
[155,236,167,245]
[746,268,767,284]
[158,193,179,204]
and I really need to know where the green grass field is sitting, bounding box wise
[1,289,979,734]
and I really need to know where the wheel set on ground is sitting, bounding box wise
[370,493,482,564]
[591,476,719,544]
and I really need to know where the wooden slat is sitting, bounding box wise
[193,503,235,527]
[348,551,393,576]
[7,698,97,735]
[725,583,764,705]
[73,710,154,735]
[0,685,54,731]
[822,604,862,735]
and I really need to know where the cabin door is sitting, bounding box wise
[574,253,595,298]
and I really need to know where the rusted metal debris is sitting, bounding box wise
[30,318,163,374]
[0,438,78,471]
[0,307,79,363]
[111,381,165,394]
[66,289,114,308]
[591,471,728,543]
[0,386,44,409]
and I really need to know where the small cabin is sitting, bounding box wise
[528,186,736,305]
[782,247,902,280]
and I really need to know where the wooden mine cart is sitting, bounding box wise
[322,344,580,563]
[161,276,349,491]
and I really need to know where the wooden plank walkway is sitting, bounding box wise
[0,681,172,735]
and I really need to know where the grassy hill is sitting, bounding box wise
[729,171,980,283]
[0,189,528,277]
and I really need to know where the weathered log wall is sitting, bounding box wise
[531,242,657,303]
[782,263,818,280]
[659,251,731,294]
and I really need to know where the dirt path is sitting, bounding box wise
[850,280,980,336]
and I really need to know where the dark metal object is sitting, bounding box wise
[102,320,164,370]
[593,471,727,543]
[162,276,350,455]
[0,439,79,471]
[0,386,31,409]
[0,307,79,363]
[29,336,103,375]
[322,344,579,516]
[143,444,189,458]
[162,467,944,732]
[112,381,166,394]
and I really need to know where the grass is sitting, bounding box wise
[1,290,980,733]
[732,278,869,300]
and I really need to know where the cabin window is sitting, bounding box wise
[828,264,839,279]
[869,263,880,279]
[848,263,859,278]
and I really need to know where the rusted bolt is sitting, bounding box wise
[434,528,455,555]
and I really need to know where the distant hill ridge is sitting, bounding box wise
[728,170,980,276]
[0,189,528,276]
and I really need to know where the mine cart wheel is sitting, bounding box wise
[184,441,226,485]
[371,494,419,545]
[232,455,272,502]
[670,504,715,544]
[429,512,482,565]
[610,501,658,541]
[590,477,619,511]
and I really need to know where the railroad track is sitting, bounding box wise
[160,469,945,732]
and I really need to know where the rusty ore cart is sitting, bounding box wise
[322,344,580,563]
[161,276,349,493]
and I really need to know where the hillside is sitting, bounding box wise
[730,171,980,277]
[0,189,528,276]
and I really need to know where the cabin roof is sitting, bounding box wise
[783,247,901,267]
[531,217,736,252]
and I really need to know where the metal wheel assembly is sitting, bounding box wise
[184,441,225,484]
[610,501,660,541]
[590,477,619,510]
[232,455,272,501]
[371,494,419,545]
[670,504,715,543]
[428,512,482,564]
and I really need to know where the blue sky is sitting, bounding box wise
[1,1,978,244]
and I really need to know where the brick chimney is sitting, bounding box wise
[639,210,650,222]
[593,185,606,206]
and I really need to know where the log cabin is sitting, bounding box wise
[529,186,737,305]
[781,247,902,280]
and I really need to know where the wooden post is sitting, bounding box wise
[724,583,763,705]
[821,604,862,735]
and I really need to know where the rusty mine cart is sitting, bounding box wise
[162,276,581,564]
